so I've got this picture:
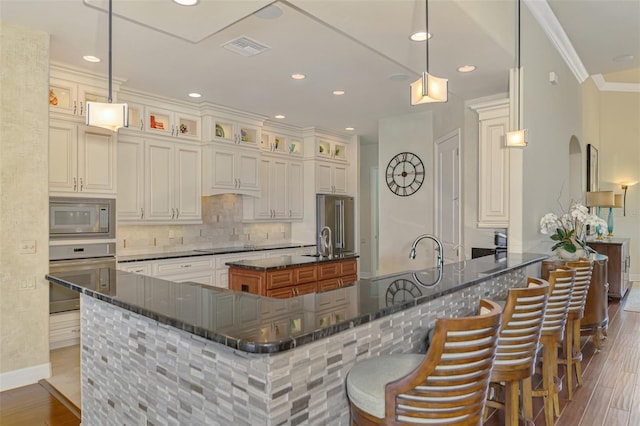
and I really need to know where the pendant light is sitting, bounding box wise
[505,0,527,147]
[86,0,128,132]
[410,0,448,105]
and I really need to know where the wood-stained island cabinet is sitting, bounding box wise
[229,258,358,299]
[588,238,631,299]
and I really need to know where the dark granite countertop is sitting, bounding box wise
[225,253,360,270]
[46,252,548,354]
[117,243,315,263]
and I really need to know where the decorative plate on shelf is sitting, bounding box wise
[215,124,225,138]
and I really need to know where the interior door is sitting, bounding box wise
[435,130,462,264]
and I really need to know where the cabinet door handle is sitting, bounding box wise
[139,119,144,131]
[140,207,144,219]
[80,101,84,116]
[289,209,292,217]
[73,101,77,115]
[175,208,179,219]
[73,177,77,191]
[237,178,241,188]
[181,264,192,268]
[171,208,175,219]
[79,177,83,191]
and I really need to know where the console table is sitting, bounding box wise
[588,238,630,299]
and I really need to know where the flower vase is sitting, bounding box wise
[555,247,586,261]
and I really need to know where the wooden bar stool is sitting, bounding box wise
[531,266,575,426]
[485,277,549,426]
[346,299,502,425]
[559,259,593,400]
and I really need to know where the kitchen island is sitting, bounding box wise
[46,253,547,425]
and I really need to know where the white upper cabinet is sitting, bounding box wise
[315,161,348,195]
[117,136,201,224]
[243,155,304,221]
[49,77,108,118]
[145,106,201,140]
[315,139,347,161]
[203,114,261,147]
[260,131,303,156]
[202,144,260,197]
[470,99,510,228]
[49,119,116,197]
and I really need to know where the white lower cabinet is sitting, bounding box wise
[117,136,201,224]
[214,252,265,289]
[50,310,80,350]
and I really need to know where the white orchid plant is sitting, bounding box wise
[539,202,607,254]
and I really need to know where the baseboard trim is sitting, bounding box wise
[630,274,639,283]
[0,362,51,392]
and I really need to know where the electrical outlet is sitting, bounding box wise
[19,277,36,290]
[168,230,175,239]
[19,240,36,254]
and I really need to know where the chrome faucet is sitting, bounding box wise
[320,226,333,258]
[409,234,443,269]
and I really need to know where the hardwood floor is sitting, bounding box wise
[1,292,638,425]
[485,293,640,426]
[0,382,79,426]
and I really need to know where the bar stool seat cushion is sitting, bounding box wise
[347,354,424,419]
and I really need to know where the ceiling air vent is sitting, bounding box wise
[222,36,270,57]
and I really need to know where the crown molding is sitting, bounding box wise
[524,0,589,84]
[592,74,640,93]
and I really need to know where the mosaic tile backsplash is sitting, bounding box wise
[80,268,523,425]
[117,195,293,256]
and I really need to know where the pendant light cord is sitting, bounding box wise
[108,0,113,103]
[425,0,430,73]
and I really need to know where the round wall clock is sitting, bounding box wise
[385,152,425,196]
[386,279,422,307]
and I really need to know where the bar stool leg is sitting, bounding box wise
[521,377,533,423]
[564,318,575,401]
[574,319,584,387]
[543,340,556,426]
[504,381,519,426]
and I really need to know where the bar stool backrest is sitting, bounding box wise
[494,277,549,373]
[384,299,502,425]
[564,259,594,317]
[541,266,575,336]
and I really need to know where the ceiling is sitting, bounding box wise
[2,0,639,144]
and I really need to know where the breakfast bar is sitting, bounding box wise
[46,253,547,425]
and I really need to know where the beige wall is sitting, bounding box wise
[0,22,51,390]
[588,71,640,276]
[518,5,584,254]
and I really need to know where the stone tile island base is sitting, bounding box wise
[80,269,524,425]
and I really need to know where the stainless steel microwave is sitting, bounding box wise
[49,197,115,239]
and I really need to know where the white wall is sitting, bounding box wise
[378,111,434,274]
[358,143,378,277]
[0,22,51,391]
[518,4,585,254]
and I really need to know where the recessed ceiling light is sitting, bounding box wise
[457,65,476,73]
[173,0,198,6]
[188,92,201,98]
[83,55,101,63]
[345,127,355,131]
[274,114,285,119]
[389,73,409,81]
[613,54,634,62]
[410,32,432,42]
[255,4,283,19]
[291,73,306,80]
[333,90,345,96]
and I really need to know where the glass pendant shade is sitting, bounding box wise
[86,102,129,131]
[505,129,528,147]
[410,72,448,104]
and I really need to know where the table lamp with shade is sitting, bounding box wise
[605,194,624,236]
[585,191,615,240]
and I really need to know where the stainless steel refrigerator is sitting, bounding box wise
[316,194,355,255]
